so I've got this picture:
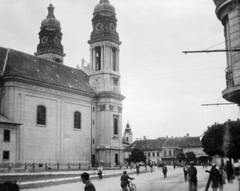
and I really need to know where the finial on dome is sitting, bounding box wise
[47,4,55,19]
[100,0,109,3]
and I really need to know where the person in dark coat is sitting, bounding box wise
[120,171,134,191]
[205,163,224,191]
[162,164,168,178]
[225,161,234,183]
[81,172,96,191]
[183,164,188,182]
[188,161,197,191]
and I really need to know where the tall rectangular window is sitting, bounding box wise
[113,115,118,135]
[37,105,46,125]
[112,48,117,71]
[157,152,159,157]
[169,151,172,156]
[4,130,10,141]
[74,111,81,129]
[3,151,10,160]
[152,152,155,157]
[164,151,166,156]
[95,46,101,71]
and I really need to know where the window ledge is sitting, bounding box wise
[74,128,82,131]
[36,124,47,127]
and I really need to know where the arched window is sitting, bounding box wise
[37,105,46,125]
[113,115,118,135]
[74,111,81,129]
[126,137,129,143]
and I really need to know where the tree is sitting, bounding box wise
[129,148,146,164]
[176,152,186,162]
[202,121,240,159]
[185,152,196,163]
[202,123,225,157]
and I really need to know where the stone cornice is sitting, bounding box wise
[97,91,125,101]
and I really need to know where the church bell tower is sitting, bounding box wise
[89,0,125,167]
[35,4,65,64]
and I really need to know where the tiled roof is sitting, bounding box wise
[125,138,167,151]
[162,137,186,148]
[0,47,96,95]
[125,136,202,151]
[181,137,202,147]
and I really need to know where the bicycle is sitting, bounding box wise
[97,171,102,181]
[128,180,137,191]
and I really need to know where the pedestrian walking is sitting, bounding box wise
[205,163,222,191]
[225,160,234,183]
[188,161,197,191]
[183,164,188,182]
[136,164,140,175]
[162,164,168,178]
[81,172,96,191]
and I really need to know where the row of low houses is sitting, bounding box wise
[124,134,207,166]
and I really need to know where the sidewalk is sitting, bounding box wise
[198,179,239,191]
[8,167,147,189]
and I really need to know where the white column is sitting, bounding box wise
[110,46,112,70]
[117,48,120,72]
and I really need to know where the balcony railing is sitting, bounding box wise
[225,66,234,88]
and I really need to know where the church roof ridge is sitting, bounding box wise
[0,46,96,95]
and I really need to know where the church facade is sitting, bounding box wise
[0,0,126,167]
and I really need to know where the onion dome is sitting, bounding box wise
[93,0,115,17]
[41,4,61,29]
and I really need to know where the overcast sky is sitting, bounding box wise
[0,0,239,140]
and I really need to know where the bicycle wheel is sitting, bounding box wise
[131,183,137,191]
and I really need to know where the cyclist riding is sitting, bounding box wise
[97,164,103,181]
[120,171,134,191]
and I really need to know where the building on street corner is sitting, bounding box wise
[124,134,207,166]
[213,0,240,104]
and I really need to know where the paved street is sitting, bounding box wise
[21,166,212,191]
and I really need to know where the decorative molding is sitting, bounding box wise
[213,0,225,6]
[118,107,122,113]
[109,105,114,111]
[100,104,106,111]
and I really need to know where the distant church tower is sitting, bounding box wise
[89,0,125,166]
[35,4,65,64]
[123,123,133,144]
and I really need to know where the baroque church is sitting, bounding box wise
[0,0,133,167]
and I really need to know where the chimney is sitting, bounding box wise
[186,133,189,137]
[166,136,168,138]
